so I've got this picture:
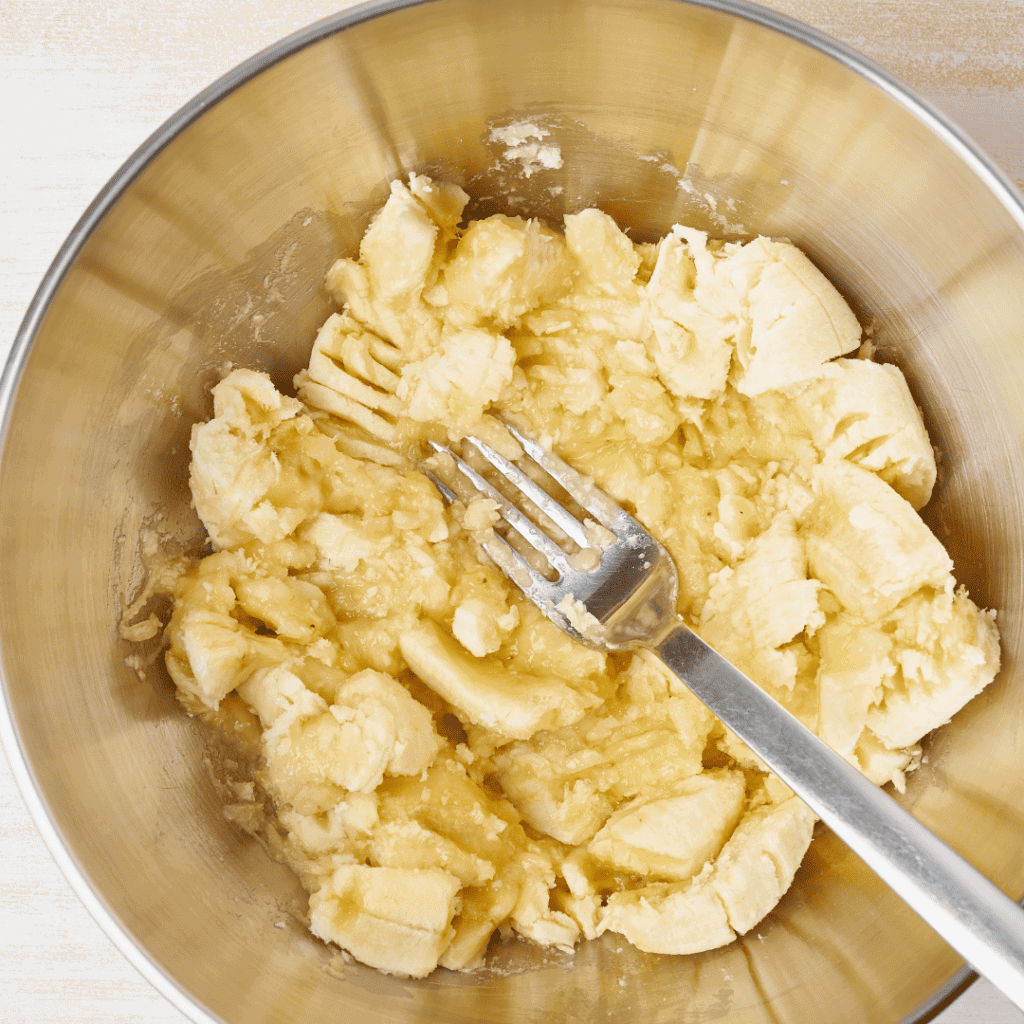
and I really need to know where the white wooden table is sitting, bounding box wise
[1,1,1022,1021]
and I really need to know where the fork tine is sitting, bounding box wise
[428,441,573,570]
[419,467,457,505]
[460,435,592,547]
[502,420,627,530]
[478,530,561,601]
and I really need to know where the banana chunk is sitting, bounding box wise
[239,666,441,807]
[370,820,495,886]
[710,796,816,935]
[803,459,952,619]
[399,620,599,740]
[597,870,734,956]
[725,237,862,395]
[865,587,1000,749]
[644,228,734,400]
[597,796,814,954]
[397,327,516,432]
[189,369,307,550]
[564,208,642,297]
[492,690,710,847]
[443,214,574,328]
[790,359,937,509]
[309,864,461,978]
[325,175,468,358]
[164,550,290,709]
[588,769,746,882]
[233,575,335,643]
[817,617,894,757]
[701,512,822,652]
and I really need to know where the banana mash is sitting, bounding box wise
[159,175,999,978]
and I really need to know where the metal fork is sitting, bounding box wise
[426,420,1024,1013]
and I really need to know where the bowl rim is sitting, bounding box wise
[1,1,1021,1022]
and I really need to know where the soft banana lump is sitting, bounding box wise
[157,174,1000,978]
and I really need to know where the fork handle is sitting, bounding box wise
[654,621,1024,1012]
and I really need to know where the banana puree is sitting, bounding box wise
[159,175,999,977]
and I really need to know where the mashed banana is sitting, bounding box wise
[158,174,999,978]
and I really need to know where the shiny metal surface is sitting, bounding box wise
[1,2,1023,1023]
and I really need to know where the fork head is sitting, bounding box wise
[424,421,680,652]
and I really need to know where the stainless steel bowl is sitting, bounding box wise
[2,1,1023,1022]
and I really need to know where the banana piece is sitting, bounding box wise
[369,819,495,887]
[239,666,441,809]
[816,616,894,757]
[851,729,918,789]
[439,880,521,971]
[443,214,575,329]
[722,237,862,395]
[564,208,642,298]
[644,228,734,401]
[709,796,816,935]
[324,176,467,360]
[451,594,519,657]
[164,550,290,709]
[597,871,735,956]
[588,769,746,882]
[509,846,581,950]
[790,358,936,509]
[865,587,1000,749]
[396,327,517,433]
[399,620,599,740]
[492,744,614,846]
[701,512,822,652]
[233,575,335,643]
[803,459,952,619]
[189,369,308,549]
[597,796,815,954]
[493,660,713,845]
[309,863,461,978]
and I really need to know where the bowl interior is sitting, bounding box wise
[3,2,1024,1022]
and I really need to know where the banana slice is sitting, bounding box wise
[588,769,746,882]
[239,666,441,808]
[443,214,574,328]
[189,369,307,549]
[866,587,1000,749]
[790,358,936,509]
[309,863,461,978]
[724,237,862,395]
[709,796,816,935]
[399,620,599,740]
[596,870,735,956]
[597,796,815,954]
[803,459,952,619]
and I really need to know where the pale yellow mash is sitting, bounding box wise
[159,174,999,978]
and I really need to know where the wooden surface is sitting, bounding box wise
[1,1,1023,1021]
